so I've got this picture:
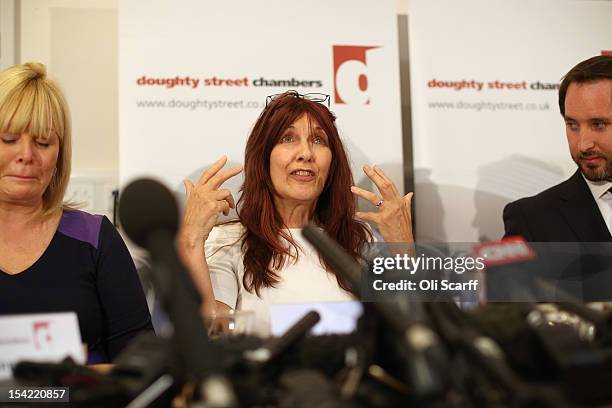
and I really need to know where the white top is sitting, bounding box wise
[205,223,354,336]
[583,174,612,235]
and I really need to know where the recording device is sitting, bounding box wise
[10,178,226,407]
[302,224,449,399]
[118,179,348,407]
[478,237,612,339]
[479,237,612,302]
[10,180,612,406]
[302,227,612,406]
[475,238,612,404]
[243,311,320,367]
[427,302,567,407]
[119,178,230,381]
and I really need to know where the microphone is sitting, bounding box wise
[243,311,321,367]
[473,239,612,404]
[476,238,612,340]
[477,237,612,303]
[118,179,229,380]
[301,224,448,399]
[119,178,178,248]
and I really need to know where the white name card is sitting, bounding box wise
[0,312,85,380]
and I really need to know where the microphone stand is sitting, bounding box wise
[118,178,239,407]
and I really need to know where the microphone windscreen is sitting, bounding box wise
[118,178,179,247]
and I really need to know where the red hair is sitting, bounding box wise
[236,91,371,295]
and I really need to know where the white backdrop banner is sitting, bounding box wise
[408,0,612,241]
[119,0,403,214]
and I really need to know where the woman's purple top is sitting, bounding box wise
[0,209,153,363]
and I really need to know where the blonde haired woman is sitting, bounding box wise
[0,63,152,363]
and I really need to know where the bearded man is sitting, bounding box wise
[504,55,612,242]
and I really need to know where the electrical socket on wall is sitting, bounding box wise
[65,182,95,208]
[64,171,118,219]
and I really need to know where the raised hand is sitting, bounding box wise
[181,156,243,249]
[351,165,414,243]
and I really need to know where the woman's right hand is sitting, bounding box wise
[179,156,243,251]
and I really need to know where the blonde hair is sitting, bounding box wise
[0,62,72,216]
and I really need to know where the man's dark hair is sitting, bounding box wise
[558,55,612,116]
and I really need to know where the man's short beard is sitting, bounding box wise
[575,152,612,181]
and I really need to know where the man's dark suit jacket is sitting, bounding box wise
[503,169,611,242]
[502,170,612,301]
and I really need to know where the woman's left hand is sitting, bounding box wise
[351,165,414,243]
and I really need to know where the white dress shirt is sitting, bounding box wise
[583,174,612,235]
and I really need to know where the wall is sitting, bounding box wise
[18,0,118,216]
[15,0,409,219]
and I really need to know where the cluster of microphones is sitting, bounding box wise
[11,178,612,407]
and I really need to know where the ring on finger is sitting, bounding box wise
[375,200,384,208]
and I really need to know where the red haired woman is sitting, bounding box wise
[178,91,413,335]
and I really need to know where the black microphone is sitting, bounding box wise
[118,178,228,379]
[243,311,320,367]
[473,239,612,404]
[479,238,612,303]
[301,225,409,333]
[119,178,178,248]
[477,239,612,342]
[301,224,448,399]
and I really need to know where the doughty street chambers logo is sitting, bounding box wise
[333,45,379,105]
